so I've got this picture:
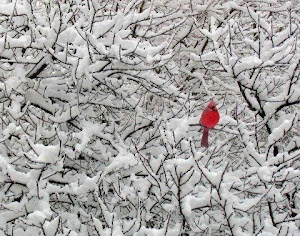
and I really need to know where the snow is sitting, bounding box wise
[1,75,26,95]
[23,137,61,164]
[0,3,27,15]
[234,56,263,75]
[70,174,100,196]
[235,197,261,211]
[257,166,273,182]
[105,150,137,174]
[130,173,151,199]
[168,118,189,141]
[6,164,31,185]
[27,211,47,226]
[58,27,79,44]
[259,219,279,236]
[43,216,60,236]
[268,117,294,146]
[182,193,210,216]
[7,35,31,48]
[74,122,107,152]
[0,0,299,235]
[2,123,21,138]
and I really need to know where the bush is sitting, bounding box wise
[0,0,299,235]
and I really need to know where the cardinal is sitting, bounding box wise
[199,100,220,147]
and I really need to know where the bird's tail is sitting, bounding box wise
[201,128,209,147]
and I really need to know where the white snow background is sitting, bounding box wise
[0,0,300,235]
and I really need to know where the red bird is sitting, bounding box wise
[199,100,220,147]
